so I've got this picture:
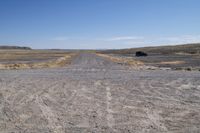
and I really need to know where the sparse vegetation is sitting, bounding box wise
[97,43,200,71]
[0,49,76,69]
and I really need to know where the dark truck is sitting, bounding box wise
[135,51,148,57]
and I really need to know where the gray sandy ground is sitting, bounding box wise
[0,53,200,133]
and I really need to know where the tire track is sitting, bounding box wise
[36,95,63,133]
[106,86,115,128]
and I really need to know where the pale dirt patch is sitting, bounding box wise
[160,61,185,65]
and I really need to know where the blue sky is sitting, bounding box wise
[0,0,200,49]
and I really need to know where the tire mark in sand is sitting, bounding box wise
[36,95,63,133]
[106,86,115,129]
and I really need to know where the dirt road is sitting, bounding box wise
[0,53,200,132]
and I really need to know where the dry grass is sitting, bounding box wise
[0,50,76,69]
[0,50,70,60]
[96,53,143,66]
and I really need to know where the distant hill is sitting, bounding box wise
[99,43,200,55]
[0,46,31,50]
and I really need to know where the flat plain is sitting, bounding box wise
[0,52,200,132]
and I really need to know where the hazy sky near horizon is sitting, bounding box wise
[0,0,200,49]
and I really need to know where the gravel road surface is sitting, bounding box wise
[0,53,200,133]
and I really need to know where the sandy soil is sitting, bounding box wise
[0,53,200,132]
